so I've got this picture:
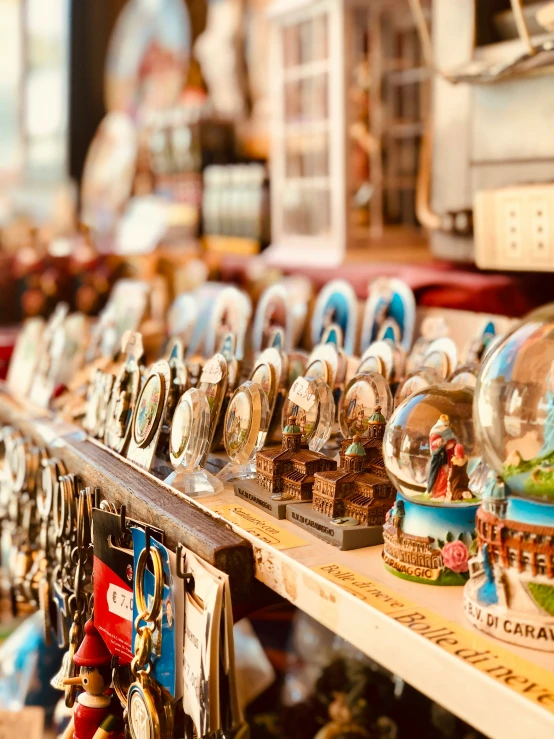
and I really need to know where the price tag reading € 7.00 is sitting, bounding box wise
[288,376,315,412]
[107,583,134,621]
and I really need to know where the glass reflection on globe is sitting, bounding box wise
[474,321,554,503]
[384,385,480,506]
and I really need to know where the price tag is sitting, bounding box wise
[288,376,315,412]
[121,330,144,358]
[201,357,223,384]
[107,583,134,621]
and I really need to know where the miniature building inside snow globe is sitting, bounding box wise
[465,321,554,651]
[382,384,482,585]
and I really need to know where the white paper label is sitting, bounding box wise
[201,357,223,384]
[288,377,315,412]
[107,583,133,621]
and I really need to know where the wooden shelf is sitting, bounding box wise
[196,486,554,739]
[2,386,554,737]
[0,389,254,604]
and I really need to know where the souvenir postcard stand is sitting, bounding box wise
[218,381,270,483]
[286,371,396,550]
[465,321,554,652]
[234,376,335,519]
[127,359,172,474]
[383,384,482,585]
[165,388,224,497]
[104,332,144,455]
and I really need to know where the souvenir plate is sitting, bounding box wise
[310,280,358,354]
[361,277,415,352]
[169,388,211,469]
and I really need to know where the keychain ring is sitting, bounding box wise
[135,546,164,623]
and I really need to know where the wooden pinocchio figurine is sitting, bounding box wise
[62,619,124,739]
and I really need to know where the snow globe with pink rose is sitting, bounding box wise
[382,384,482,585]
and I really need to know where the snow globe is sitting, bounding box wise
[465,321,554,651]
[382,385,481,585]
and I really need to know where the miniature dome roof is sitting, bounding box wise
[346,435,366,457]
[283,416,301,434]
[483,475,506,499]
[369,405,386,424]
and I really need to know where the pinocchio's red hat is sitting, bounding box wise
[73,619,112,667]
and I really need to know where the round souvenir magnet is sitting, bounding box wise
[422,337,458,379]
[252,283,288,354]
[250,350,279,415]
[394,367,444,407]
[197,353,229,444]
[223,381,270,465]
[303,357,329,383]
[358,340,394,382]
[287,351,308,389]
[282,376,335,452]
[169,388,210,469]
[204,286,252,360]
[361,277,416,352]
[305,343,341,388]
[219,333,240,391]
[406,316,449,374]
[310,280,358,355]
[167,292,199,348]
[448,363,478,388]
[339,372,393,439]
[133,373,165,448]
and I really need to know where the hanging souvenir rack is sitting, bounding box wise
[0,388,253,604]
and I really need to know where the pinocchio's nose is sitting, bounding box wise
[62,676,83,686]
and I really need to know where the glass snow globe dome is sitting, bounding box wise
[474,321,554,503]
[384,384,480,506]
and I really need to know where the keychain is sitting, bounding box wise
[127,543,174,739]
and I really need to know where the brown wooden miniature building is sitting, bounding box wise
[312,433,394,525]
[255,418,336,500]
[339,405,387,474]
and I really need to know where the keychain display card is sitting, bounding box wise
[195,557,244,734]
[131,527,182,698]
[182,549,223,737]
[92,511,163,663]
